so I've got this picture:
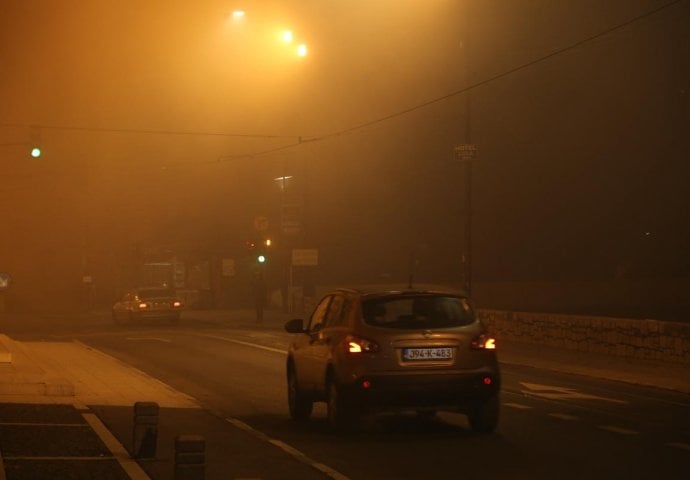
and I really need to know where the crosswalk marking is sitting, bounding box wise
[548,413,578,421]
[82,412,151,480]
[520,382,626,403]
[598,425,638,435]
[503,402,532,410]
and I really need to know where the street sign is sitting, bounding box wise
[281,203,302,236]
[254,216,269,232]
[292,249,318,266]
[222,258,235,277]
[454,144,477,161]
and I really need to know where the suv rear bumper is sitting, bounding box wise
[340,369,500,412]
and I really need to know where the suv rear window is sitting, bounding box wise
[362,295,475,329]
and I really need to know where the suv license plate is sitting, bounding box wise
[403,347,453,361]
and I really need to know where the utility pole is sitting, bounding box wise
[461,3,474,296]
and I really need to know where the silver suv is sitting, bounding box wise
[284,287,500,432]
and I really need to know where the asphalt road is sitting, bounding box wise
[3,313,689,480]
[56,324,689,480]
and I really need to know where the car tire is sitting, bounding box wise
[327,379,357,432]
[468,394,499,434]
[287,366,312,421]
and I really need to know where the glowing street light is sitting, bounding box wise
[231,10,246,20]
[281,30,293,43]
[30,147,41,158]
[296,44,308,57]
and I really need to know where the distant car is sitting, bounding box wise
[112,287,182,325]
[284,287,501,432]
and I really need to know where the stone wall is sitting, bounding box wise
[478,309,690,365]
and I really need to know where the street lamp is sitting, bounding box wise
[278,29,308,58]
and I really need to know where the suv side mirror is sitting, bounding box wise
[284,318,305,334]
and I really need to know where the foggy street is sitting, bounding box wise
[1,1,689,478]
[3,312,688,480]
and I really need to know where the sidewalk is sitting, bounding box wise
[0,309,333,480]
[0,307,689,480]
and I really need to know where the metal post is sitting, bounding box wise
[463,3,473,296]
[464,160,473,296]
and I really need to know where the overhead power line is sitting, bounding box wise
[217,0,685,162]
[2,0,683,165]
[309,0,685,141]
[0,122,298,140]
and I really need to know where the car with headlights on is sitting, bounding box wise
[284,287,500,432]
[112,286,182,325]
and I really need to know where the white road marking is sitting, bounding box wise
[667,442,690,451]
[548,413,578,421]
[224,417,350,480]
[503,402,532,410]
[1,456,116,461]
[81,411,151,480]
[597,425,638,435]
[520,382,627,403]
[125,337,172,343]
[193,333,287,354]
[0,422,87,427]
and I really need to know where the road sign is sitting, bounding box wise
[292,249,318,266]
[281,203,302,236]
[221,258,235,277]
[454,144,477,161]
[254,216,269,233]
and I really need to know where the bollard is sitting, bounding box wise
[132,401,159,459]
[175,434,205,480]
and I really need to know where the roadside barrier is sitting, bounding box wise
[174,434,206,480]
[132,401,159,459]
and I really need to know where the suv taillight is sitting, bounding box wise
[344,334,380,354]
[471,334,496,350]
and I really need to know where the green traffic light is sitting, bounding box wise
[30,147,41,158]
[257,255,266,263]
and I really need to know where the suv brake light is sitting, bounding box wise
[345,334,380,354]
[471,334,496,350]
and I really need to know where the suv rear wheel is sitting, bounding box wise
[468,395,499,433]
[287,366,313,421]
[327,379,357,431]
